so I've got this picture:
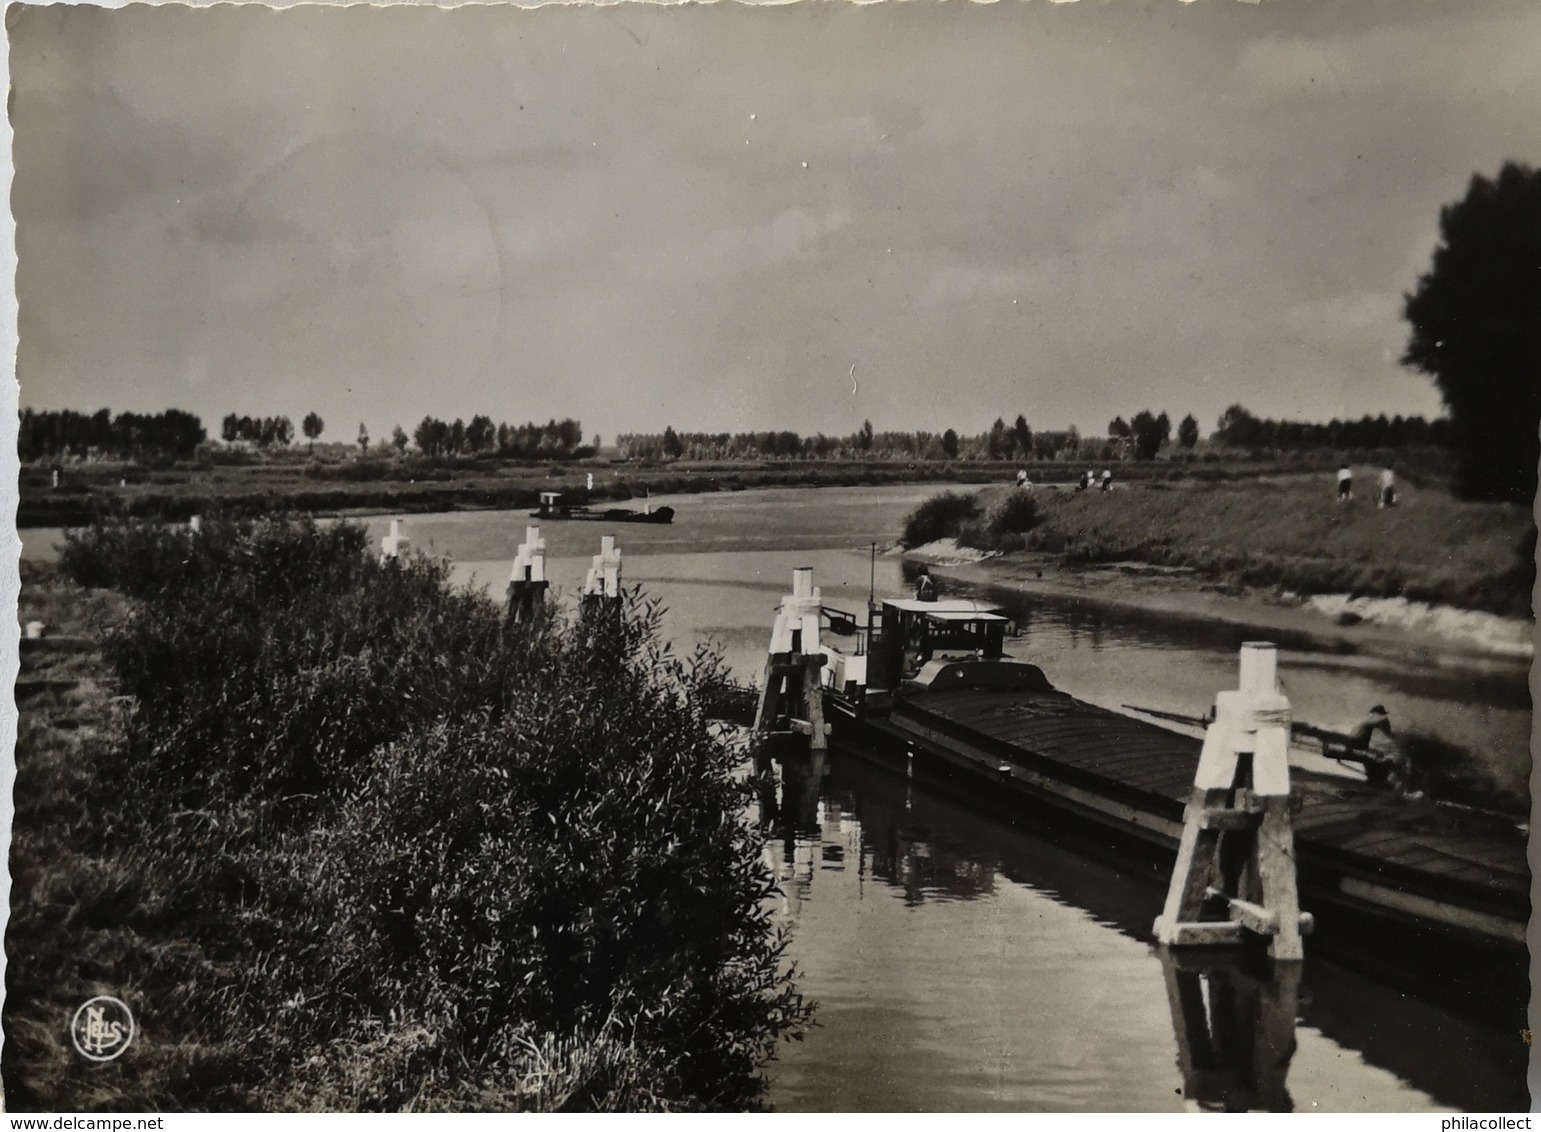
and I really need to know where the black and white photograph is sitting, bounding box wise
[4,0,1537,1113]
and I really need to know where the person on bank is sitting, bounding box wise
[1378,466,1397,509]
[1336,464,1353,503]
[914,566,938,602]
[1100,469,1113,492]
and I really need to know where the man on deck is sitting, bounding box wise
[914,566,938,602]
[1338,704,1407,790]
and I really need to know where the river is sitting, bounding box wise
[21,484,1532,1110]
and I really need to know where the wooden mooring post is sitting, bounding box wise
[1153,642,1312,960]
[507,525,548,622]
[580,534,623,617]
[754,567,831,827]
[380,518,410,562]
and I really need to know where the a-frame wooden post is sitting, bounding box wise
[507,525,549,623]
[753,568,831,828]
[580,534,623,618]
[1154,642,1312,960]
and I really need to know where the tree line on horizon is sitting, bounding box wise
[18,407,206,463]
[616,403,1454,466]
[409,415,591,459]
[1212,406,1452,453]
[19,403,1459,468]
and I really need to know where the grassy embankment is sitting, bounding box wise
[19,452,1378,528]
[902,477,1536,618]
[901,480,1534,814]
[5,518,810,1111]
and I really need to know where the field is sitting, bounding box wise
[17,450,1399,529]
[902,476,1536,617]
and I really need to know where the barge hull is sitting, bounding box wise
[826,693,1530,960]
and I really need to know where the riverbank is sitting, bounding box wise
[905,543,1534,664]
[5,522,809,1111]
[901,478,1535,620]
[18,453,1371,529]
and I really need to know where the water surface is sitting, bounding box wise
[402,483,1528,1112]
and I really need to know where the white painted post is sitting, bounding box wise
[380,518,410,562]
[189,515,202,534]
[1154,642,1310,960]
[507,525,549,620]
[582,534,623,601]
[511,525,547,585]
[754,568,832,829]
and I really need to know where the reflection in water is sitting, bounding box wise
[1161,950,1300,1113]
[764,751,1525,1112]
[387,491,1527,1112]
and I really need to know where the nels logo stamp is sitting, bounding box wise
[70,996,135,1062]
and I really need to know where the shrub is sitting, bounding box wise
[899,491,978,548]
[12,518,810,1110]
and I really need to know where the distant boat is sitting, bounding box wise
[531,491,674,525]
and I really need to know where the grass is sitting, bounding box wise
[907,476,1535,617]
[19,453,1416,529]
[6,520,811,1111]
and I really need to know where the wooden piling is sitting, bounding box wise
[507,525,549,622]
[1154,642,1312,960]
[754,568,833,829]
[380,518,410,563]
[580,534,623,617]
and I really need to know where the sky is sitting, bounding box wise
[9,0,1541,444]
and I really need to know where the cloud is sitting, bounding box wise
[619,205,852,283]
[1282,290,1404,351]
[1235,16,1541,101]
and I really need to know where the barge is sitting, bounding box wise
[782,584,1529,969]
[532,491,674,525]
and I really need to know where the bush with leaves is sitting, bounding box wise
[8,517,808,1111]
[899,491,979,549]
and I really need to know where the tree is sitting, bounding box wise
[1129,410,1170,460]
[466,415,495,453]
[1215,404,1259,447]
[221,414,241,444]
[941,428,959,459]
[1012,414,1033,460]
[662,426,684,459]
[1177,414,1200,449]
[1107,416,1131,441]
[987,418,1007,460]
[414,416,440,456]
[303,412,324,450]
[1402,162,1541,503]
[857,419,874,452]
[391,425,409,454]
[357,423,370,453]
